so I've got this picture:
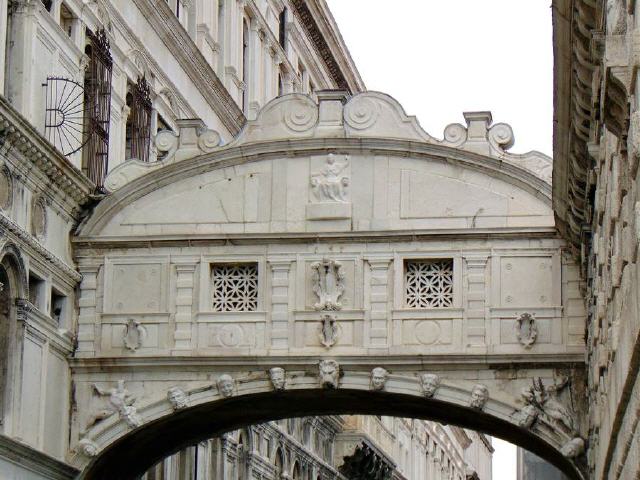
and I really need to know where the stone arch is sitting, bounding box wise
[74,372,585,480]
[0,243,27,428]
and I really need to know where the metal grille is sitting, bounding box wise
[212,264,258,312]
[43,77,91,156]
[83,28,113,192]
[126,76,152,162]
[405,259,454,308]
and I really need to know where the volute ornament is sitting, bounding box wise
[77,438,100,457]
[311,258,345,311]
[515,312,538,348]
[560,437,585,458]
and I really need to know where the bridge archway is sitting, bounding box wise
[74,372,586,479]
[71,92,587,480]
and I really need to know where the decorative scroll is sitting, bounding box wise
[212,264,258,312]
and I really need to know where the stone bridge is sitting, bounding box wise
[69,92,588,479]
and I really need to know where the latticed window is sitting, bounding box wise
[405,259,454,308]
[212,264,258,312]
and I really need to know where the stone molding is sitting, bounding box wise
[128,0,245,135]
[100,92,552,196]
[0,434,78,480]
[0,96,93,205]
[0,212,82,284]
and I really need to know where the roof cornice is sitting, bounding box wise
[290,0,365,93]
[0,95,94,206]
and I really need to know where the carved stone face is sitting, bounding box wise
[167,387,188,410]
[217,375,235,398]
[420,373,440,398]
[319,360,339,389]
[518,404,538,429]
[560,437,585,458]
[469,384,489,410]
[269,367,286,391]
[370,367,388,391]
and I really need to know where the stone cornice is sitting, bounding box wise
[0,212,82,284]
[73,227,562,251]
[552,0,598,253]
[128,0,245,135]
[0,434,78,480]
[68,353,585,370]
[0,96,93,205]
[290,0,365,93]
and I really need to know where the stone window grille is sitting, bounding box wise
[211,263,258,312]
[404,259,454,308]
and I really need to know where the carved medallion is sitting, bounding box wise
[515,312,538,348]
[319,313,339,348]
[31,197,47,239]
[123,318,146,351]
[311,258,345,311]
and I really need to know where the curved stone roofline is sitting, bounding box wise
[104,91,552,193]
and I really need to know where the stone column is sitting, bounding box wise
[5,0,38,119]
[77,265,100,355]
[174,263,197,351]
[247,19,261,120]
[464,256,489,349]
[367,258,391,348]
[0,0,8,94]
[269,260,291,349]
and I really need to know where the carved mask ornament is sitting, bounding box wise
[420,373,441,398]
[167,387,188,410]
[319,360,339,389]
[469,384,489,410]
[217,374,235,398]
[370,367,389,391]
[269,367,286,391]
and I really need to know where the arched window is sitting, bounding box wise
[274,448,285,479]
[125,76,152,163]
[292,461,301,480]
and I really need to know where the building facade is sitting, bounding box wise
[142,417,493,480]
[553,1,640,479]
[0,1,498,479]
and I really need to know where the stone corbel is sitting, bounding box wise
[104,119,222,191]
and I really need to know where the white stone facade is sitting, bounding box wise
[0,0,598,479]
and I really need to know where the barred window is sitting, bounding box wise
[211,264,258,312]
[405,259,454,308]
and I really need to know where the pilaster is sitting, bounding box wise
[367,258,392,348]
[464,256,489,348]
[76,265,100,355]
[268,260,291,350]
[173,262,197,351]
